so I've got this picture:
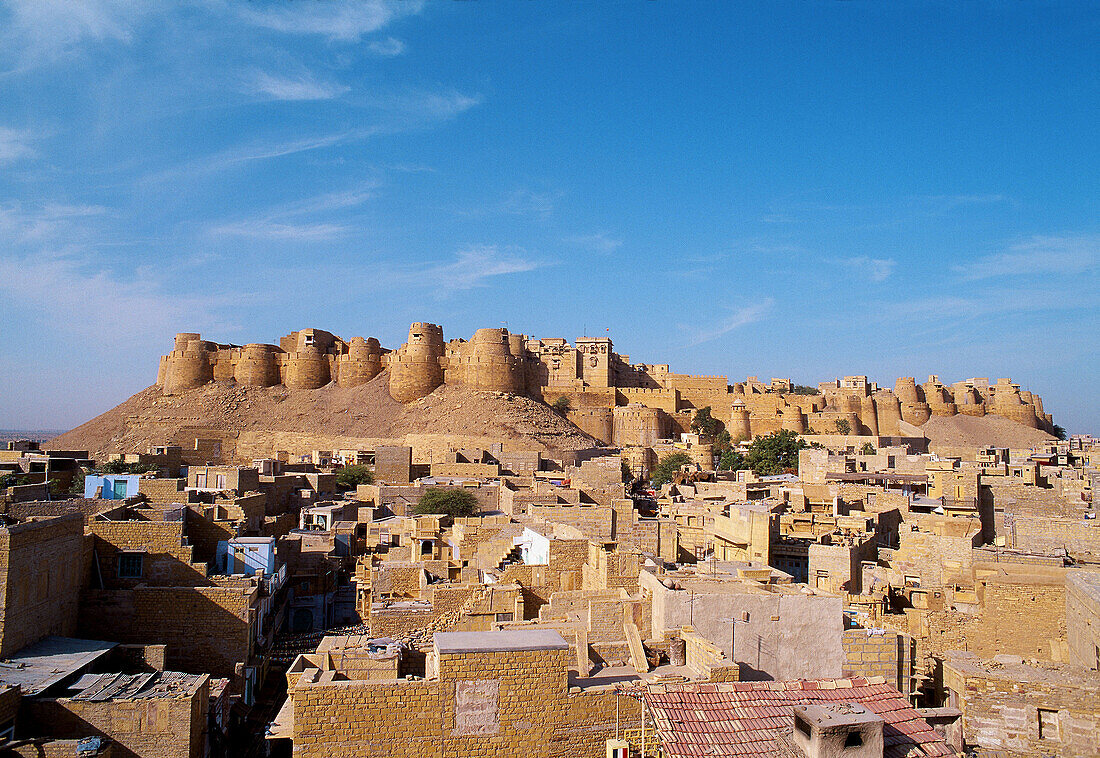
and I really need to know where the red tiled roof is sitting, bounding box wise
[645,677,954,758]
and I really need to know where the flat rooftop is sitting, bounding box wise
[1066,569,1100,602]
[0,637,117,696]
[945,651,1100,691]
[434,629,568,654]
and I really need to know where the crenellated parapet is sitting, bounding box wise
[336,337,383,387]
[388,323,445,403]
[444,328,528,394]
[158,329,387,395]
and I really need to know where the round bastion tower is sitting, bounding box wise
[729,402,752,441]
[234,344,280,387]
[283,329,334,390]
[895,377,931,426]
[613,404,665,448]
[874,391,902,436]
[162,333,215,395]
[389,323,446,403]
[458,328,525,394]
[336,337,383,387]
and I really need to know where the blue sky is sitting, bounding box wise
[0,1,1096,432]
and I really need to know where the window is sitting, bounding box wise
[495,612,513,622]
[118,552,143,579]
[1038,709,1059,740]
[794,715,811,739]
[196,473,207,488]
[215,474,226,489]
[844,732,863,748]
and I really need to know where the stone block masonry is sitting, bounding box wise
[0,514,87,657]
[289,631,625,757]
[1066,571,1100,670]
[78,583,256,685]
[843,629,915,696]
[20,676,209,758]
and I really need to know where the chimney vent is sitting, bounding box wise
[790,703,884,758]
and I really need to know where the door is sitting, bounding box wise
[112,479,128,498]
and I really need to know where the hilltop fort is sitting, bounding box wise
[157,322,1055,445]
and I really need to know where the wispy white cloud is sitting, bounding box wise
[383,89,482,121]
[209,220,349,241]
[240,0,423,42]
[684,299,775,345]
[246,70,350,101]
[368,37,405,56]
[140,130,374,185]
[927,194,1008,208]
[206,185,377,241]
[458,188,559,220]
[0,200,109,244]
[953,234,1099,280]
[840,256,896,282]
[761,193,1010,228]
[0,127,36,164]
[143,85,478,184]
[565,232,622,254]
[425,245,543,290]
[0,251,235,340]
[0,0,152,64]
[280,186,378,215]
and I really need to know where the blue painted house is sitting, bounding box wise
[83,474,142,500]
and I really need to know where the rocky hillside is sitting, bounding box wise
[920,413,1055,452]
[45,370,598,462]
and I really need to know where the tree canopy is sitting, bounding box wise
[336,465,374,490]
[1052,424,1067,441]
[834,418,851,435]
[552,395,572,414]
[413,488,480,517]
[690,406,723,438]
[95,460,157,475]
[744,430,807,476]
[651,452,693,486]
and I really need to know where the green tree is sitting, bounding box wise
[745,430,807,476]
[96,459,129,474]
[718,449,745,471]
[690,406,722,438]
[651,452,693,487]
[1052,424,1067,441]
[860,442,877,456]
[95,460,156,475]
[336,465,374,490]
[413,488,480,517]
[0,473,28,489]
[791,384,820,396]
[552,396,572,414]
[834,418,851,436]
[69,468,87,496]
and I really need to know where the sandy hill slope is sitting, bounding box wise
[920,413,1055,451]
[46,370,598,461]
